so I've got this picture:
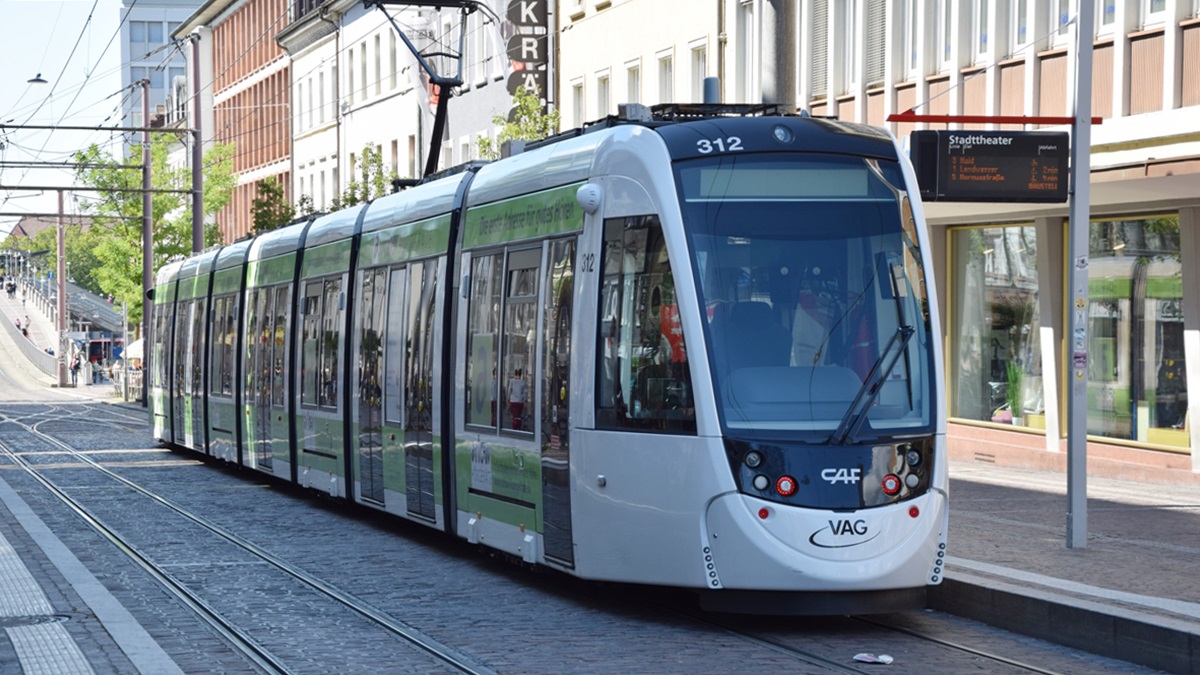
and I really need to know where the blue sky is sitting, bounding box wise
[1,0,123,239]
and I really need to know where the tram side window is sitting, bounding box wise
[596,216,695,433]
[358,268,387,414]
[174,302,189,395]
[210,295,236,397]
[501,249,539,434]
[543,239,575,450]
[271,287,289,408]
[384,267,408,425]
[301,284,323,407]
[260,290,277,406]
[405,261,438,433]
[244,289,260,403]
[466,254,502,428]
[301,280,343,409]
[191,298,206,396]
[152,304,170,388]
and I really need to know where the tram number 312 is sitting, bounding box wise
[696,137,744,153]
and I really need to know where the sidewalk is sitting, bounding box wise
[0,280,56,356]
[937,460,1200,674]
[0,280,118,397]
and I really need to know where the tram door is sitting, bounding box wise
[356,268,387,504]
[542,238,576,564]
[189,298,206,449]
[404,261,438,520]
[172,303,189,444]
[247,289,274,470]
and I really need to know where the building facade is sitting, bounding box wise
[170,0,1199,473]
[121,0,200,130]
[556,0,1200,475]
[177,0,293,242]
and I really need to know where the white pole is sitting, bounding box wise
[1066,0,1095,549]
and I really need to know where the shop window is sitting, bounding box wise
[1088,216,1186,446]
[950,225,1042,426]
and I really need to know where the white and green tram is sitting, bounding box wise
[150,105,947,614]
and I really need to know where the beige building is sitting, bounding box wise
[558,0,1200,477]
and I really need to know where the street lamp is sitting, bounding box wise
[28,73,47,85]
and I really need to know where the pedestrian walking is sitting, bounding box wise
[70,354,81,386]
[508,368,526,430]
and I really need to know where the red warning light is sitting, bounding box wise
[882,474,902,495]
[776,476,797,497]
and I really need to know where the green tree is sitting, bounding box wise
[335,143,397,209]
[476,86,561,160]
[71,135,235,328]
[251,177,295,235]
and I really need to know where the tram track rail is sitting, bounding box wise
[852,615,1064,675]
[634,591,1071,675]
[0,407,497,675]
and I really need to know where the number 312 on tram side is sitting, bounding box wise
[149,104,947,615]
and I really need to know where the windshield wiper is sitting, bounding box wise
[829,325,914,445]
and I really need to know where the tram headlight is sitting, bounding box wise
[905,473,920,488]
[744,451,763,468]
[753,474,769,491]
[772,125,794,144]
[905,449,922,467]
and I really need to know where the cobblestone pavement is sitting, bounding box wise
[0,310,1176,674]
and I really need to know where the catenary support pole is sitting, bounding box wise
[142,79,152,406]
[56,189,67,387]
[1066,0,1095,549]
[191,33,203,254]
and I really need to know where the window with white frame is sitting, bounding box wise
[374,35,382,96]
[737,0,756,102]
[572,80,584,128]
[901,0,918,77]
[1098,0,1116,29]
[690,43,707,101]
[1010,0,1029,53]
[973,0,989,60]
[360,42,368,100]
[811,0,828,98]
[1049,0,1071,48]
[308,77,315,129]
[937,0,954,67]
[865,0,885,86]
[390,31,397,90]
[1140,0,1167,27]
[836,0,858,94]
[297,81,305,130]
[626,61,640,104]
[596,71,611,117]
[348,51,356,105]
[319,71,326,124]
[658,53,673,103]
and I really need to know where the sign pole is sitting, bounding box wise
[1066,0,1095,549]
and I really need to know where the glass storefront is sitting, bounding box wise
[948,215,1188,450]
[950,225,1042,427]
[1088,216,1187,446]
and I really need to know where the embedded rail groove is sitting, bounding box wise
[0,406,495,675]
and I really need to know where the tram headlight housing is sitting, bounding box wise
[744,450,763,468]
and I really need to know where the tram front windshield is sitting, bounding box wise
[676,153,934,442]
